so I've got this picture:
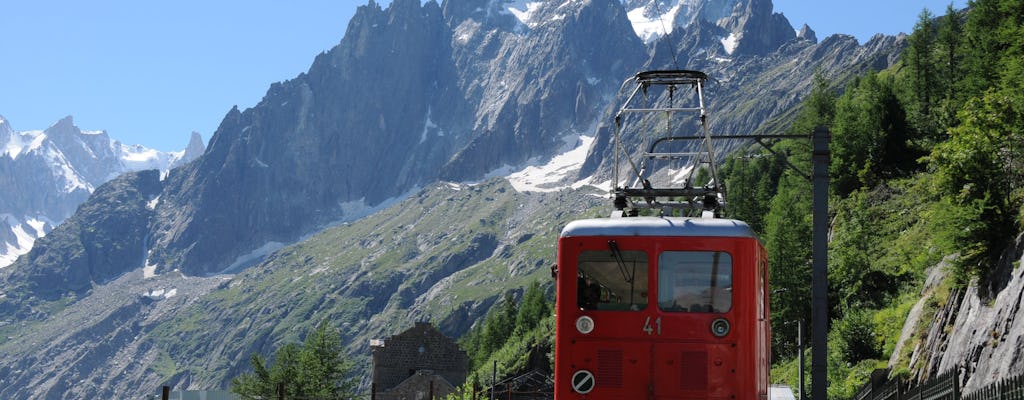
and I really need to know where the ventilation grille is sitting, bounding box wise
[597,349,623,388]
[679,351,708,391]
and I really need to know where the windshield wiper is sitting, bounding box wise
[608,240,637,304]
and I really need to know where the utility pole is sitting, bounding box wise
[811,126,830,400]
[798,320,806,400]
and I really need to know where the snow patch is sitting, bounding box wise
[118,142,177,173]
[721,32,740,55]
[667,166,694,186]
[420,107,440,144]
[143,258,158,279]
[4,131,45,160]
[505,135,595,193]
[147,196,160,210]
[504,0,543,28]
[221,241,286,274]
[444,182,465,191]
[47,148,91,193]
[337,190,413,222]
[454,20,481,45]
[627,2,683,43]
[0,215,53,268]
[144,287,178,300]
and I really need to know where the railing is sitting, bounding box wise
[851,367,1024,400]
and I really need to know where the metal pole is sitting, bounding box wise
[491,360,497,400]
[162,386,170,400]
[798,320,806,400]
[811,126,830,400]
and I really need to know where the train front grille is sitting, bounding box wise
[597,348,624,388]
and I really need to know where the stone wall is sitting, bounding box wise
[371,322,468,394]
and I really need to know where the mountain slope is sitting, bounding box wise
[0,0,916,397]
[0,179,606,398]
[0,116,204,268]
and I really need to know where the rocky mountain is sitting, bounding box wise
[890,235,1024,394]
[0,0,915,397]
[0,116,204,268]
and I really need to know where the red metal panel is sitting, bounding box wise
[555,230,769,400]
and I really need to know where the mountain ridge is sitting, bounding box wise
[0,115,204,268]
[0,0,915,397]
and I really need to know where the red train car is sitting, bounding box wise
[554,216,770,400]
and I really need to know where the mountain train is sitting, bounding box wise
[553,217,770,399]
[552,70,772,399]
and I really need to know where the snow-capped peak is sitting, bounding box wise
[623,0,745,43]
[0,115,205,268]
[504,0,544,27]
[626,0,685,43]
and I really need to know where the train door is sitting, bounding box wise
[560,239,655,399]
[650,249,737,399]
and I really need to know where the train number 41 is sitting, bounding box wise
[643,316,662,335]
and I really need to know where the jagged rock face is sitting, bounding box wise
[145,0,645,275]
[1,170,162,307]
[0,116,203,268]
[439,0,647,180]
[581,6,906,180]
[148,0,461,276]
[903,235,1024,393]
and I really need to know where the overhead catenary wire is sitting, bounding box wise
[651,0,682,70]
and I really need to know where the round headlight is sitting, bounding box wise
[575,316,595,334]
[711,318,730,337]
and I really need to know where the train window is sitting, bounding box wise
[657,251,732,313]
[576,248,649,311]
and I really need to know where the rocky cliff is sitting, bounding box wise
[0,116,203,268]
[894,235,1024,393]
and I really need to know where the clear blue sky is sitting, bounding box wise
[1,0,967,152]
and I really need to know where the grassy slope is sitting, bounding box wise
[145,178,606,388]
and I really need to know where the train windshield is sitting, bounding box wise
[657,251,732,313]
[576,243,649,311]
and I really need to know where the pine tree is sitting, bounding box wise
[513,281,551,337]
[904,8,939,133]
[934,3,964,127]
[231,322,355,399]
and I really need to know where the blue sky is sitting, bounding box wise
[1,0,967,152]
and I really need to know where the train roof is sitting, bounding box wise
[560,216,758,239]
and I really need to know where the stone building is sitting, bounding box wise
[371,322,469,399]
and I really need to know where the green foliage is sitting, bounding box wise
[231,321,356,400]
[765,170,812,360]
[929,90,1024,278]
[460,281,553,373]
[767,2,1024,395]
[459,280,553,381]
[831,72,919,196]
[722,152,787,234]
[791,71,837,134]
[514,281,552,337]
[904,8,938,132]
[833,308,882,364]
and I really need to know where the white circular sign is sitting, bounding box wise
[575,316,595,334]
